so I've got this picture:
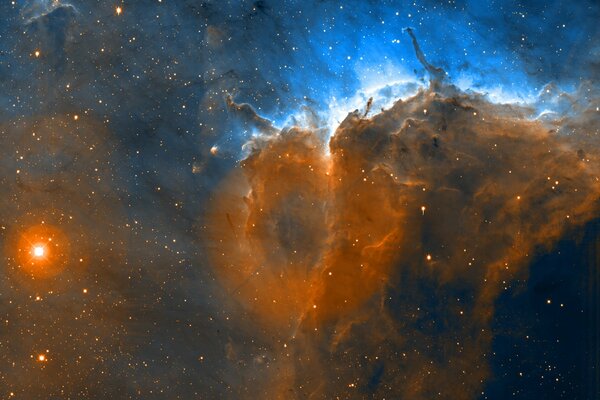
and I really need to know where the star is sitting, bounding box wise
[33,245,45,258]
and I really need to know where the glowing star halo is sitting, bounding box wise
[12,224,70,278]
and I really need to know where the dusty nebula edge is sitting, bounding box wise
[207,32,600,399]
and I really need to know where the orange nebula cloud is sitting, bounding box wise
[206,82,600,398]
[206,129,329,331]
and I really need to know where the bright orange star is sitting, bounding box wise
[33,245,45,258]
[11,224,70,278]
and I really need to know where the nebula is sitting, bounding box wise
[206,36,600,399]
[1,0,599,398]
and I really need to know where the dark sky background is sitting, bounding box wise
[0,0,598,399]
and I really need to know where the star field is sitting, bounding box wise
[0,0,599,399]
